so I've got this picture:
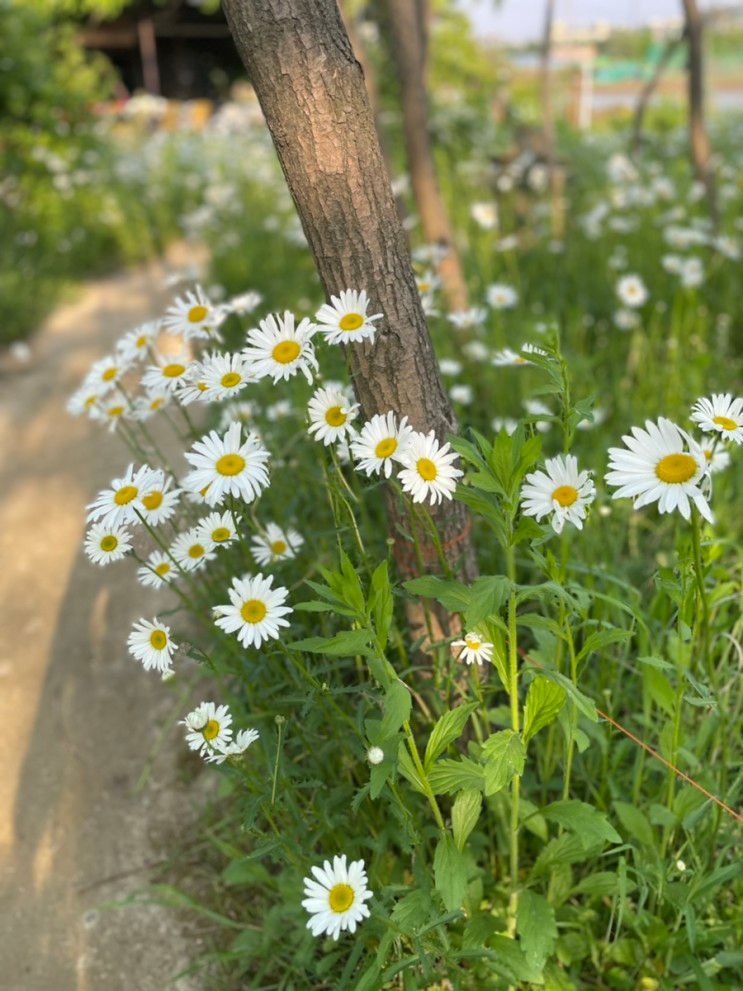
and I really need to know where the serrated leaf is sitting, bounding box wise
[529,667,598,722]
[381,681,411,737]
[465,575,511,627]
[481,730,525,795]
[433,835,469,911]
[613,801,655,849]
[543,800,621,846]
[428,757,484,795]
[390,888,432,933]
[369,560,393,649]
[290,628,374,656]
[516,890,557,971]
[523,677,566,744]
[487,935,546,984]
[576,627,632,664]
[531,832,596,878]
[424,702,479,769]
[397,741,425,793]
[452,789,482,851]
[403,576,470,612]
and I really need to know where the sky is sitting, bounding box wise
[460,0,738,42]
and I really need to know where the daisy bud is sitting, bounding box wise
[676,859,686,872]
[367,746,384,766]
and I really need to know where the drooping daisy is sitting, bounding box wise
[302,854,373,941]
[205,727,260,765]
[520,454,596,534]
[84,522,133,565]
[138,471,181,526]
[242,311,318,384]
[452,631,494,666]
[182,421,270,507]
[690,393,743,445]
[87,464,158,526]
[351,411,414,479]
[250,522,304,566]
[197,510,240,547]
[171,527,217,572]
[616,274,648,308]
[127,617,178,674]
[141,350,193,394]
[492,347,531,367]
[307,386,359,446]
[163,285,221,340]
[398,431,463,505]
[605,417,713,523]
[200,351,255,401]
[486,283,518,309]
[214,572,292,648]
[313,289,382,346]
[116,320,160,363]
[182,701,233,758]
[137,550,173,588]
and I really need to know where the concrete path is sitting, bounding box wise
[0,247,208,990]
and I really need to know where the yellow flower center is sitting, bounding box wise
[142,491,163,511]
[188,543,205,559]
[272,340,301,364]
[84,395,97,408]
[197,382,208,392]
[102,367,118,381]
[656,453,697,484]
[339,312,364,331]
[202,719,220,741]
[150,397,163,410]
[328,883,355,913]
[375,437,397,458]
[552,485,578,507]
[221,372,242,388]
[325,405,347,427]
[162,363,186,378]
[271,539,287,555]
[188,305,208,323]
[216,453,245,476]
[114,485,138,505]
[468,640,481,651]
[108,405,124,417]
[136,334,147,348]
[241,599,267,624]
[418,282,430,293]
[417,457,438,482]
[199,484,210,497]
[155,562,170,577]
[212,527,231,542]
[149,629,167,650]
[100,535,118,552]
[713,415,737,431]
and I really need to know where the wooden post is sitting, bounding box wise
[137,18,161,96]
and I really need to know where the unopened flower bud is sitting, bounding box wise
[367,746,384,766]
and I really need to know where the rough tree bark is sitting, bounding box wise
[383,0,469,313]
[222,0,477,590]
[630,31,685,156]
[681,0,717,217]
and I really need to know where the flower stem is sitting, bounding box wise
[506,585,520,934]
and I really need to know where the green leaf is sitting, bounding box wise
[465,575,511,627]
[543,800,621,846]
[487,935,546,984]
[390,889,432,934]
[576,627,633,664]
[481,730,526,795]
[424,702,479,769]
[433,835,469,911]
[516,890,557,972]
[369,560,393,649]
[290,628,374,656]
[339,549,366,614]
[403,576,469,612]
[397,742,425,793]
[530,667,598,722]
[370,760,393,800]
[523,677,566,744]
[428,757,485,795]
[613,801,655,849]
[381,681,411,737]
[452,789,482,851]
[531,832,596,878]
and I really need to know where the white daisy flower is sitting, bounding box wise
[163,285,222,340]
[89,398,131,432]
[183,421,270,508]
[225,289,263,315]
[138,471,181,526]
[87,464,158,526]
[214,572,292,648]
[699,441,731,474]
[415,271,440,297]
[171,527,217,572]
[141,350,193,394]
[492,347,531,367]
[486,283,518,309]
[450,384,473,405]
[314,289,381,346]
[197,510,240,547]
[439,358,463,376]
[205,727,260,765]
[182,701,233,758]
[83,522,132,565]
[250,522,304,566]
[175,374,211,406]
[447,308,487,330]
[520,454,596,535]
[470,201,498,230]
[307,386,359,446]
[266,399,293,421]
[351,411,414,479]
[452,631,494,666]
[462,340,489,361]
[218,400,256,431]
[200,351,255,401]
[133,389,172,420]
[690,393,743,445]
[137,550,173,588]
[84,354,126,394]
[116,320,160,363]
[367,746,384,765]
[127,617,178,675]
[492,416,519,435]
[398,431,463,505]
[302,854,373,941]
[242,311,318,384]
[614,308,639,331]
[67,385,102,417]
[605,417,713,523]
[616,274,648,308]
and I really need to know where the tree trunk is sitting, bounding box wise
[383,0,469,313]
[539,0,563,237]
[681,0,717,218]
[222,0,477,591]
[630,31,685,156]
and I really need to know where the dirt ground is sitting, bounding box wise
[0,246,210,990]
